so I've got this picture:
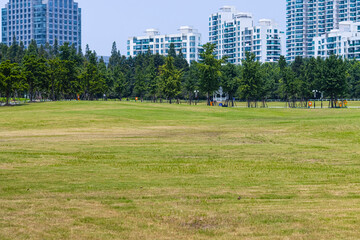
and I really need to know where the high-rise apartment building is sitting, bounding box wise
[127,26,202,63]
[286,0,360,61]
[209,6,283,64]
[209,6,253,64]
[242,19,282,63]
[313,21,360,60]
[2,0,81,48]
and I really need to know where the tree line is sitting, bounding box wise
[0,40,359,107]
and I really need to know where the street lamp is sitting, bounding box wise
[312,90,318,109]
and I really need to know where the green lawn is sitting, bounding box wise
[1,101,360,239]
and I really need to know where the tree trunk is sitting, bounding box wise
[51,83,55,101]
[6,92,10,106]
[29,88,33,102]
[335,96,338,108]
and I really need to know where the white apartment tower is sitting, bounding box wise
[209,6,282,64]
[313,21,360,60]
[242,19,283,62]
[286,0,360,61]
[209,6,253,64]
[127,26,202,63]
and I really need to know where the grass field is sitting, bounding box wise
[1,102,360,239]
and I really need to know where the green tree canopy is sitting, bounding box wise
[322,55,347,107]
[0,61,24,105]
[240,52,263,107]
[159,56,183,103]
[183,61,200,105]
[221,63,240,106]
[198,43,223,105]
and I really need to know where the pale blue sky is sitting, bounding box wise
[0,0,285,56]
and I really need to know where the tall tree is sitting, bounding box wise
[23,55,47,101]
[291,56,304,78]
[16,42,26,63]
[146,57,159,102]
[0,61,24,105]
[168,43,177,59]
[279,55,299,107]
[221,63,240,106]
[43,42,53,59]
[239,52,263,107]
[47,58,64,101]
[303,57,320,102]
[174,50,189,71]
[58,43,80,99]
[108,42,122,69]
[27,40,38,57]
[0,43,9,62]
[347,60,360,98]
[159,56,183,104]
[79,50,106,100]
[7,37,19,63]
[98,57,110,99]
[112,67,127,100]
[322,55,347,107]
[261,62,280,101]
[183,61,200,105]
[153,53,165,69]
[134,65,147,101]
[197,43,223,105]
[52,38,59,57]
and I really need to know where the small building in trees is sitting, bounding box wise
[213,87,229,102]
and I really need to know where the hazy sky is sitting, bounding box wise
[0,0,286,56]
